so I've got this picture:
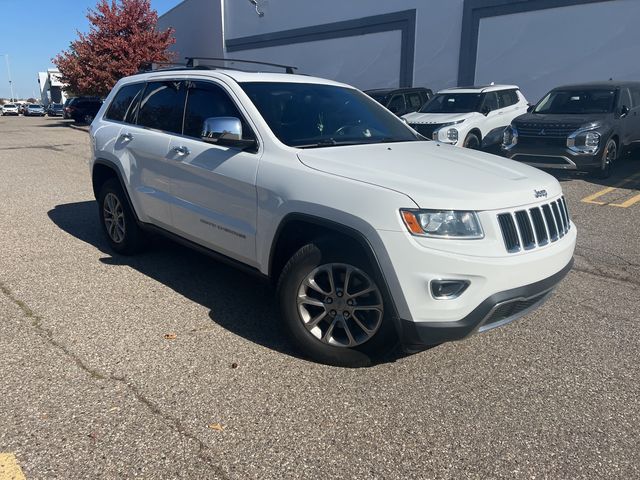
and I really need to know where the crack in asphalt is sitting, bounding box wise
[0,143,76,152]
[576,245,640,269]
[0,280,230,480]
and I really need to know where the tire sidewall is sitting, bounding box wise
[598,138,617,178]
[277,241,397,367]
[464,132,481,149]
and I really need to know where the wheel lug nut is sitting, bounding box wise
[347,299,353,306]
[325,297,333,304]
[330,310,337,317]
[337,290,343,297]
[343,311,350,318]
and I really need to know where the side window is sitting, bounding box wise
[183,81,255,140]
[137,81,187,134]
[630,88,640,109]
[407,92,423,110]
[105,83,145,123]
[498,90,518,109]
[618,88,632,109]
[387,94,406,114]
[482,92,499,112]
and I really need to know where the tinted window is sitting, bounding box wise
[618,88,632,109]
[137,81,187,133]
[387,94,405,113]
[630,88,640,108]
[482,92,499,112]
[105,83,145,123]
[420,93,482,113]
[240,82,419,148]
[407,92,424,110]
[498,90,519,108]
[183,81,254,140]
[534,89,616,114]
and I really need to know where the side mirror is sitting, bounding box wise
[201,117,256,149]
[620,105,630,118]
[388,104,400,114]
[527,104,535,113]
[481,106,491,116]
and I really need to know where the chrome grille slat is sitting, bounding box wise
[498,196,570,253]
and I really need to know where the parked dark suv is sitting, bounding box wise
[65,97,103,123]
[503,81,640,178]
[365,87,432,116]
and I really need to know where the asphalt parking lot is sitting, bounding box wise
[0,115,639,479]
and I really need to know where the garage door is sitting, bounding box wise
[474,0,640,102]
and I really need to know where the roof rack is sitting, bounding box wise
[185,57,298,74]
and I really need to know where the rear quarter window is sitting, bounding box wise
[105,83,145,123]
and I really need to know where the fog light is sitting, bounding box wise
[430,279,470,299]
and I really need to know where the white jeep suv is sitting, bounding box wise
[89,68,575,367]
[403,85,529,149]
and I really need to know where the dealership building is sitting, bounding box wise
[159,0,640,102]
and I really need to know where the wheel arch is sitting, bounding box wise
[268,213,405,325]
[92,159,140,221]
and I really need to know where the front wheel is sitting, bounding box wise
[463,132,481,149]
[277,241,397,367]
[595,138,617,179]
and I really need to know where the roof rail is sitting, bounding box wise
[185,57,298,74]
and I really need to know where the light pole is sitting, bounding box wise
[0,54,15,102]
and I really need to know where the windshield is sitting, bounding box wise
[52,104,62,108]
[534,89,616,114]
[419,93,482,113]
[239,82,420,148]
[5,104,15,108]
[29,104,41,108]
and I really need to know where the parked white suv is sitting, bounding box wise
[1,103,19,116]
[403,85,529,149]
[89,68,575,367]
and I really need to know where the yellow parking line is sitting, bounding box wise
[0,453,26,480]
[581,172,640,207]
[611,192,640,208]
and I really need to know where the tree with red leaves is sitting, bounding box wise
[54,0,175,97]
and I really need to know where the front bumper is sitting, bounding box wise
[399,258,573,349]
[503,143,601,170]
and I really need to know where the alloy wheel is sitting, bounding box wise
[103,193,126,243]
[297,263,383,347]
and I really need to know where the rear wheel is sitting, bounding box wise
[97,178,147,255]
[463,132,481,149]
[277,241,397,367]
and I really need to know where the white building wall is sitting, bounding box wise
[158,0,224,62]
[223,0,464,91]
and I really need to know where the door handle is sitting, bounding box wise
[120,132,133,141]
[171,146,190,156]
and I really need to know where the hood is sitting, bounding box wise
[297,142,561,211]
[402,111,478,125]
[513,112,612,128]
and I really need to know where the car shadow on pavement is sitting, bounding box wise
[548,157,640,188]
[36,119,76,128]
[47,201,306,361]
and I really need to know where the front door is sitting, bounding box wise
[168,80,260,266]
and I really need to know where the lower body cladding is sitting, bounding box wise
[377,226,576,350]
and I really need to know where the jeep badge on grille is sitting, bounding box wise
[534,189,548,198]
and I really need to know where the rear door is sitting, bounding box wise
[117,80,187,228]
[167,80,260,265]
[629,87,640,145]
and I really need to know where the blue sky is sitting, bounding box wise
[0,0,179,99]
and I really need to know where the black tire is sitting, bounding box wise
[277,240,398,367]
[97,178,147,255]
[595,137,618,179]
[463,132,481,149]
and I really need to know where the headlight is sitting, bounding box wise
[434,120,464,143]
[567,128,601,153]
[503,125,518,147]
[400,209,484,239]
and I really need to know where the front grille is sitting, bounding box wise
[517,136,568,148]
[517,123,577,138]
[479,290,550,330]
[497,197,571,253]
[409,123,444,139]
